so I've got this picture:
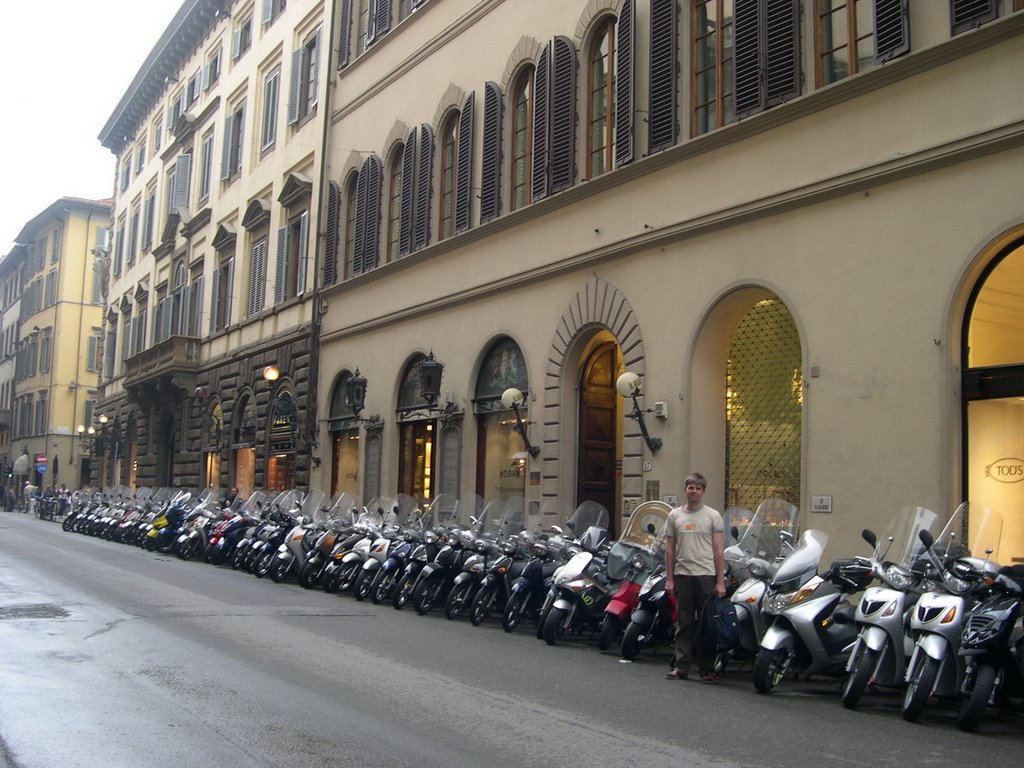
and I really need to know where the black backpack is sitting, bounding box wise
[704,598,742,650]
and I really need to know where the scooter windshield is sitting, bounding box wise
[932,502,1003,561]
[876,505,939,568]
[734,498,799,564]
[619,500,671,550]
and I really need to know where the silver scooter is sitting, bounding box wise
[840,505,939,709]
[901,503,1003,722]
[753,529,871,693]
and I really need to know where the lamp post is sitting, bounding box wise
[616,371,662,453]
[418,352,443,408]
[501,387,540,458]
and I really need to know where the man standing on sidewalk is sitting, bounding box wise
[663,472,726,684]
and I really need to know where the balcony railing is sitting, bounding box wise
[123,335,201,394]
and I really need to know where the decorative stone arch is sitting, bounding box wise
[431,84,468,134]
[382,120,412,161]
[339,151,368,185]
[543,276,647,508]
[573,0,618,50]
[689,282,806,515]
[501,36,544,91]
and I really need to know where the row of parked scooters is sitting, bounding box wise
[60,488,1023,732]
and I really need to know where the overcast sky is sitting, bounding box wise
[0,0,184,252]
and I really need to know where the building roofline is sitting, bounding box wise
[15,197,112,245]
[98,0,227,155]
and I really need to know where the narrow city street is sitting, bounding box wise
[0,512,1019,768]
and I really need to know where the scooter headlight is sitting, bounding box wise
[788,582,821,607]
[884,564,915,590]
[631,555,646,571]
[748,560,768,579]
[765,590,795,614]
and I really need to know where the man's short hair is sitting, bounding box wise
[684,472,707,490]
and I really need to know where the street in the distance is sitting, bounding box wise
[0,513,1019,768]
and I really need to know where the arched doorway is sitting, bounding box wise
[397,354,438,505]
[963,236,1024,565]
[232,394,256,498]
[267,390,297,491]
[691,289,803,519]
[474,337,532,504]
[577,334,622,538]
[328,371,360,497]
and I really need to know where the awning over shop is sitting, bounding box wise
[12,453,29,474]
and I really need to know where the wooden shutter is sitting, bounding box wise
[950,0,997,35]
[399,128,416,257]
[648,0,677,152]
[191,276,204,336]
[220,113,235,180]
[413,124,434,251]
[363,156,383,271]
[263,69,280,147]
[274,226,288,304]
[224,260,234,327]
[296,211,309,295]
[232,25,242,60]
[366,0,378,45]
[549,36,577,194]
[262,0,273,25]
[873,0,909,62]
[763,0,800,108]
[248,239,266,316]
[209,269,220,333]
[455,92,474,234]
[338,0,353,69]
[531,42,551,202]
[479,82,503,224]
[172,154,192,209]
[733,0,762,118]
[376,0,392,36]
[287,47,303,125]
[308,32,321,113]
[353,166,368,275]
[614,0,635,167]
[324,181,340,285]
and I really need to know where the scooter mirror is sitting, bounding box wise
[730,525,739,542]
[861,528,877,548]
[918,529,933,549]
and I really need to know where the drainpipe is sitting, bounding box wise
[306,0,339,474]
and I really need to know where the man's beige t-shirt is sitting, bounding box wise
[666,504,723,577]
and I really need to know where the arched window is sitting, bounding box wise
[510,67,534,211]
[386,144,404,262]
[438,112,459,241]
[588,17,616,178]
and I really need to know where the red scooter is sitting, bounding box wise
[597,501,671,651]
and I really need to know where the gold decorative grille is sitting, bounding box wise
[725,298,802,513]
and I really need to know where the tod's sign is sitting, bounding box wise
[986,457,1024,483]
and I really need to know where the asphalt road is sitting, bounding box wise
[0,512,1020,767]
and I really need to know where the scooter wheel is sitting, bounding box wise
[371,570,394,605]
[393,572,416,610]
[958,663,996,732]
[542,606,567,646]
[598,615,620,651]
[444,581,473,620]
[621,621,644,661]
[841,646,877,709]
[298,562,319,589]
[753,648,787,693]
[902,655,938,722]
[502,591,527,633]
[469,584,497,626]
[353,568,374,601]
[269,557,291,583]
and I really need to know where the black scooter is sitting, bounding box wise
[957,563,1024,732]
